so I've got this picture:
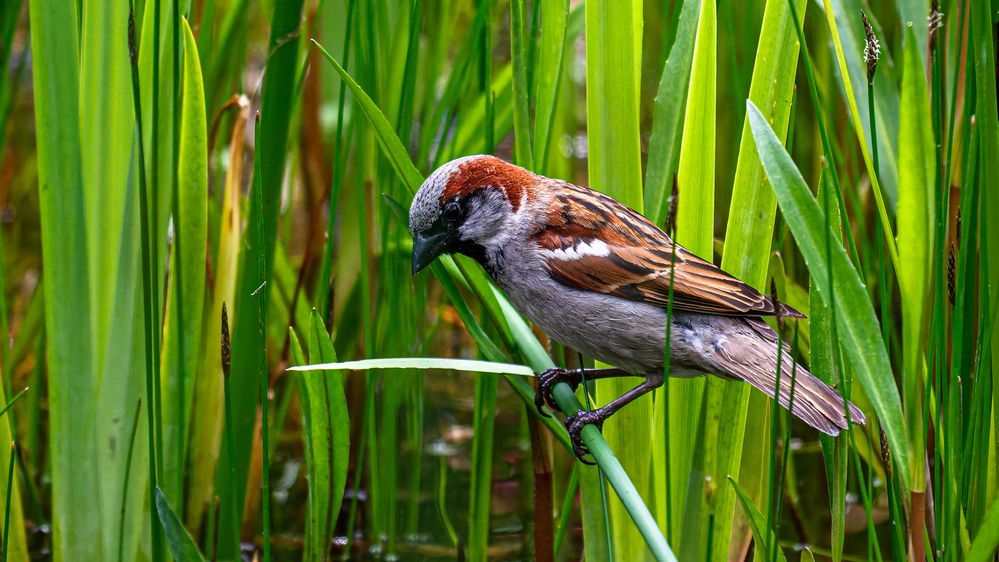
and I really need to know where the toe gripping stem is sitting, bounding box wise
[534,367,583,417]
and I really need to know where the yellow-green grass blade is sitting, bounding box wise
[185,98,247,534]
[644,0,701,226]
[585,0,650,558]
[827,0,901,208]
[671,0,714,554]
[748,99,912,493]
[532,0,568,172]
[896,25,936,494]
[28,0,94,558]
[713,0,805,554]
[85,0,158,560]
[820,0,899,269]
[509,0,533,169]
[160,17,208,511]
[647,0,701,544]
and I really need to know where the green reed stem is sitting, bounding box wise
[553,463,579,557]
[117,400,143,562]
[2,441,12,562]
[127,6,164,560]
[255,104,271,562]
[550,380,677,561]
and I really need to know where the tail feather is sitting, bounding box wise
[709,318,866,435]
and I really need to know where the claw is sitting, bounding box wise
[534,368,582,417]
[565,410,605,465]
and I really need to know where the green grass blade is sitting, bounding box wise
[532,0,568,172]
[160,16,208,511]
[154,487,207,562]
[185,98,247,534]
[311,41,423,191]
[671,0,714,554]
[644,0,701,225]
[967,494,999,562]
[28,0,95,558]
[290,312,350,562]
[896,25,936,494]
[748,100,911,492]
[728,476,787,562]
[509,0,533,169]
[813,170,849,562]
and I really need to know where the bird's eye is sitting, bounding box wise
[442,198,462,224]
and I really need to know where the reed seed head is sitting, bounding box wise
[862,12,880,84]
[221,302,231,379]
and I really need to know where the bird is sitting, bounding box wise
[409,154,866,462]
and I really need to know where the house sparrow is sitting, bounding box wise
[410,155,866,462]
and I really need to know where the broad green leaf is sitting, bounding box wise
[728,476,788,562]
[28,0,94,558]
[154,487,207,562]
[289,357,535,376]
[747,100,911,492]
[896,25,935,492]
[674,0,714,258]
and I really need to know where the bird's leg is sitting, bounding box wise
[535,367,632,417]
[565,372,664,464]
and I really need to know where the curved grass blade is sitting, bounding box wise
[896,25,936,493]
[728,476,788,562]
[154,487,207,562]
[747,100,911,492]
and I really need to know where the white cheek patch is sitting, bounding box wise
[541,239,612,261]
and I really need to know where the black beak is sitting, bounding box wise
[412,230,449,275]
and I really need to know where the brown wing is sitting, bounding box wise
[534,181,802,318]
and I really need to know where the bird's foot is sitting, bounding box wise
[565,409,606,465]
[534,368,582,417]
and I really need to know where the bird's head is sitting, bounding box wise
[409,155,538,275]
